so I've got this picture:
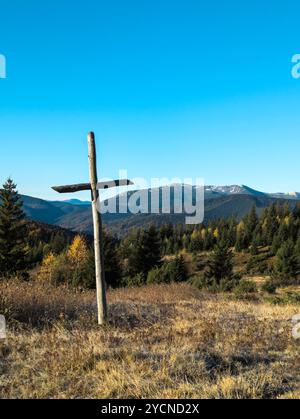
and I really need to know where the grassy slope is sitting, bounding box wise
[0,281,299,399]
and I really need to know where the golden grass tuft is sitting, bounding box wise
[0,280,299,399]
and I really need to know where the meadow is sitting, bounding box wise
[1,280,299,399]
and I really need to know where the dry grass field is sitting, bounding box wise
[0,280,300,399]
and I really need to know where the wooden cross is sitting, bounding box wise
[52,132,133,325]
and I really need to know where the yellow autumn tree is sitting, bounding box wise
[67,235,89,269]
[213,228,219,239]
[39,252,57,283]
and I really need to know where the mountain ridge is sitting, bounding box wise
[20,184,300,236]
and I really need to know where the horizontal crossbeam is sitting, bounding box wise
[52,179,133,194]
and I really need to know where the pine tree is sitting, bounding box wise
[0,178,27,276]
[262,203,278,245]
[244,205,259,247]
[205,240,234,285]
[250,236,259,255]
[293,202,300,219]
[103,231,122,288]
[190,229,203,253]
[235,220,247,252]
[295,236,300,257]
[273,239,300,284]
[271,233,282,255]
[127,225,161,277]
[172,255,187,282]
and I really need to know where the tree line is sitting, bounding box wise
[1,178,300,290]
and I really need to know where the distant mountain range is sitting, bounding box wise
[21,185,300,236]
[203,184,300,199]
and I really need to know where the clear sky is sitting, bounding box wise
[0,0,300,200]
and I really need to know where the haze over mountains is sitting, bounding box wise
[22,185,300,236]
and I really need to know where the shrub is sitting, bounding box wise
[147,266,166,284]
[147,257,187,285]
[233,280,257,299]
[261,280,277,294]
[190,273,241,293]
[245,254,268,275]
[266,292,300,306]
[188,275,207,290]
[122,273,146,288]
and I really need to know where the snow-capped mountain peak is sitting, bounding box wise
[204,185,265,196]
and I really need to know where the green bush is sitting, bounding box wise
[261,280,277,294]
[188,275,209,290]
[245,254,268,275]
[190,273,241,293]
[265,291,300,306]
[147,256,187,285]
[233,280,257,299]
[147,266,166,284]
[122,273,146,288]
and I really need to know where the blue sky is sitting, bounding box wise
[0,0,300,200]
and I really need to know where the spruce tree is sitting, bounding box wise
[205,240,234,287]
[244,205,259,247]
[273,239,300,284]
[127,225,161,277]
[0,178,27,276]
[262,203,278,245]
[293,203,300,219]
[271,233,282,255]
[295,236,300,258]
[103,231,122,288]
[250,237,259,255]
[172,255,187,282]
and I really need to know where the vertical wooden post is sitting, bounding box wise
[87,132,107,325]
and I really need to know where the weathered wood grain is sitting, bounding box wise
[52,179,133,194]
[88,132,107,325]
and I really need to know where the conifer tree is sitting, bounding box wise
[250,236,259,255]
[295,236,300,257]
[271,233,282,255]
[172,255,187,282]
[235,220,247,252]
[103,231,122,288]
[205,240,234,285]
[273,239,300,283]
[0,178,27,277]
[127,225,161,277]
[244,205,259,247]
[262,203,278,245]
[190,229,203,253]
[293,202,300,219]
